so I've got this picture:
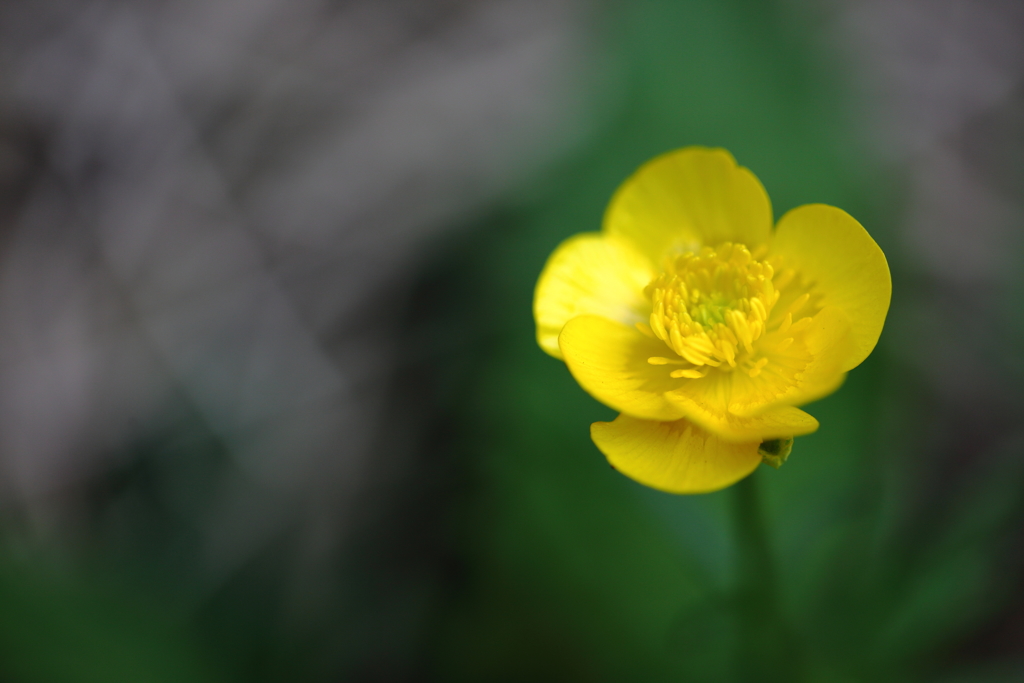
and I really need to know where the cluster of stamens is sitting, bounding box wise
[640,243,782,379]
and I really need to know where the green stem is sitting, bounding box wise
[733,473,800,682]
[735,474,777,606]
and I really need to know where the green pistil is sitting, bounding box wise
[690,297,732,327]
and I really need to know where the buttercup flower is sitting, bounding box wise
[534,147,891,494]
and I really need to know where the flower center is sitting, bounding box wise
[643,243,779,377]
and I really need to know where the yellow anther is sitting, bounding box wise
[719,339,736,366]
[669,325,685,354]
[720,325,738,345]
[688,335,716,354]
[678,344,712,367]
[728,310,754,351]
[670,368,708,379]
[751,297,767,322]
[649,312,668,340]
[747,357,769,378]
[649,356,691,366]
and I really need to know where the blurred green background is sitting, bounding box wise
[0,0,1022,681]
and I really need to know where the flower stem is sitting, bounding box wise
[733,473,801,682]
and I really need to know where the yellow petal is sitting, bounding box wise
[591,414,762,494]
[534,233,654,359]
[665,377,820,441]
[771,204,891,371]
[727,306,853,417]
[559,315,822,438]
[558,315,687,422]
[603,147,773,263]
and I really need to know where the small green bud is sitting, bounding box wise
[758,437,793,469]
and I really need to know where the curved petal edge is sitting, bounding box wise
[534,232,653,359]
[592,414,763,494]
[771,204,891,372]
[559,315,687,422]
[603,147,773,263]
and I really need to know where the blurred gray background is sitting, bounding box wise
[0,0,595,544]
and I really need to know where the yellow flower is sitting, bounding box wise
[534,147,891,494]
